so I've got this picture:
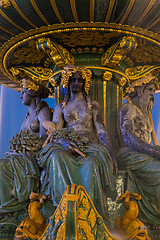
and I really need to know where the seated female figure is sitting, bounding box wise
[0,78,52,213]
[37,66,117,221]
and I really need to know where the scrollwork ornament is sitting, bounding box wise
[10,67,20,77]
[37,38,75,68]
[118,77,127,86]
[101,36,137,67]
[125,65,160,80]
[10,66,53,87]
[102,71,112,81]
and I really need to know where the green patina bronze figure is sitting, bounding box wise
[0,78,52,214]
[117,72,160,225]
[37,65,118,223]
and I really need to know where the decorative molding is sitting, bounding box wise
[37,37,75,68]
[105,0,115,22]
[134,0,156,27]
[125,65,160,80]
[0,22,160,87]
[119,0,136,24]
[90,0,95,22]
[101,36,137,67]
[49,0,64,23]
[0,9,25,32]
[10,66,53,85]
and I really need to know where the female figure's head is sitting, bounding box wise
[69,71,84,94]
[61,65,92,109]
[20,77,50,113]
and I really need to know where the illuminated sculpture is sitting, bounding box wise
[115,190,151,240]
[0,1,160,239]
[0,78,52,213]
[14,192,47,240]
[117,73,160,225]
[37,65,117,223]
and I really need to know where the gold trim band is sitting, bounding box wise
[105,0,115,22]
[134,0,156,26]
[50,0,64,23]
[11,0,37,28]
[90,0,95,22]
[30,0,50,25]
[120,0,136,24]
[0,9,25,32]
[70,0,79,23]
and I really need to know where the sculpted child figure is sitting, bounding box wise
[0,77,52,214]
[117,73,160,225]
[37,65,117,221]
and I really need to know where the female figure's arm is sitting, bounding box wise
[52,103,64,129]
[38,107,53,140]
[92,101,118,172]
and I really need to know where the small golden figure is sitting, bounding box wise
[14,193,47,239]
[115,190,151,240]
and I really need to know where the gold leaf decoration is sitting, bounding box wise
[11,40,46,65]
[52,31,121,47]
[131,44,160,63]
[102,71,112,81]
[0,0,11,9]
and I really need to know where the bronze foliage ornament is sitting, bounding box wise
[50,31,121,47]
[11,40,46,66]
[131,44,160,64]
[10,66,53,88]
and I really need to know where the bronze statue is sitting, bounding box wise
[14,192,47,240]
[115,190,151,240]
[117,73,160,225]
[37,65,117,223]
[20,78,52,141]
[0,78,52,214]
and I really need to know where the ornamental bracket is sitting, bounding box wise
[37,38,75,69]
[101,36,137,68]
